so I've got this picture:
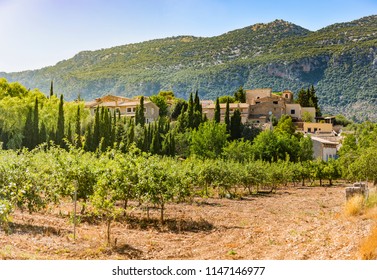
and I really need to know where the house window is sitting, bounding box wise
[290,109,295,114]
[127,108,132,113]
[308,128,312,133]
[273,101,278,104]
[132,107,136,112]
[256,102,260,104]
[285,94,289,98]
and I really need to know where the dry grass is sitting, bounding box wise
[0,186,376,260]
[344,194,365,216]
[359,225,377,260]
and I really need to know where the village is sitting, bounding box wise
[84,87,341,162]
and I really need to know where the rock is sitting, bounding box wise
[345,183,369,200]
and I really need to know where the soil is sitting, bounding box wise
[1,185,376,260]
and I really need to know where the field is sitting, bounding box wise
[0,185,376,260]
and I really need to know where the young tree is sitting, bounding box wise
[190,121,228,159]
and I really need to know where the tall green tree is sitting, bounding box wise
[187,92,194,129]
[75,106,82,148]
[49,80,54,98]
[225,100,230,133]
[214,97,221,123]
[135,96,145,127]
[56,95,65,147]
[234,86,246,103]
[32,97,39,148]
[22,107,33,149]
[230,109,242,140]
[190,121,228,159]
[93,107,100,149]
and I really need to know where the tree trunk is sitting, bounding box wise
[160,203,164,225]
[123,199,128,217]
[107,218,111,246]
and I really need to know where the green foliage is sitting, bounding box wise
[149,94,168,117]
[190,121,228,159]
[234,86,246,102]
[218,96,236,104]
[214,98,220,123]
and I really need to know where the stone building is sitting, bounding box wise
[85,95,159,123]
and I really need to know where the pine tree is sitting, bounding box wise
[214,97,221,123]
[234,86,246,102]
[225,100,230,133]
[75,106,82,148]
[56,95,65,147]
[309,85,321,117]
[296,88,309,107]
[230,109,242,140]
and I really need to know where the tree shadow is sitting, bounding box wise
[112,243,143,259]
[123,216,214,233]
[8,222,63,236]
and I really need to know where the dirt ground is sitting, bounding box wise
[0,184,376,260]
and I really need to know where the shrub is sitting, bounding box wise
[359,226,377,260]
[344,194,364,216]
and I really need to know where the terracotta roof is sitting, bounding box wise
[203,103,250,109]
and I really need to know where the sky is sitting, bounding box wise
[1,0,377,72]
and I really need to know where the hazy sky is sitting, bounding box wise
[1,0,377,72]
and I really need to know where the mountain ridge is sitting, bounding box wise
[2,15,377,121]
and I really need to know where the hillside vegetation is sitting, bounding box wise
[2,16,377,120]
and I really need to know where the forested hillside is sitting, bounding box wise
[2,15,377,120]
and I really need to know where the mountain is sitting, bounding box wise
[2,16,377,121]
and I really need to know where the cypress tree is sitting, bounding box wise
[187,92,194,128]
[67,122,72,145]
[142,126,149,152]
[75,106,82,148]
[126,119,135,148]
[230,109,242,140]
[135,96,146,127]
[39,122,47,144]
[225,100,230,133]
[49,80,54,98]
[150,123,161,154]
[93,107,100,149]
[214,97,221,123]
[32,97,39,148]
[84,124,93,152]
[22,107,33,149]
[56,94,65,147]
